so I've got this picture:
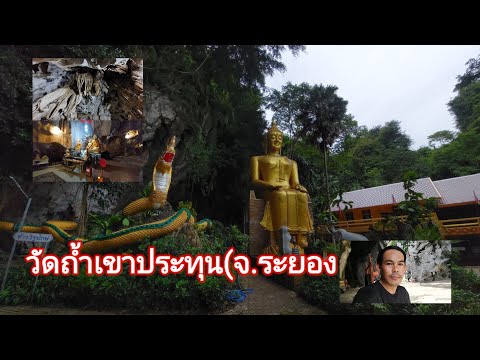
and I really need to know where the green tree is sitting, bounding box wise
[448,81,480,132]
[428,130,455,148]
[265,82,311,158]
[333,120,416,189]
[395,171,439,240]
[410,146,433,178]
[331,114,366,154]
[430,128,480,178]
[448,53,480,133]
[142,45,305,225]
[431,52,480,178]
[297,84,349,225]
[454,55,480,91]
[329,116,368,191]
[290,140,326,222]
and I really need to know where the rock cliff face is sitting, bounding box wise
[142,88,189,189]
[32,58,143,123]
[143,88,180,142]
[405,241,451,282]
[0,182,80,236]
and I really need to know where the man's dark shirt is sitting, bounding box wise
[352,280,411,304]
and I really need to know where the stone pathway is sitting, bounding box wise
[222,275,327,315]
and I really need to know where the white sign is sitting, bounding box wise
[13,232,53,243]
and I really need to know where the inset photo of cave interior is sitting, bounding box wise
[32,58,144,183]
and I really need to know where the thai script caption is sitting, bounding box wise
[24,241,338,283]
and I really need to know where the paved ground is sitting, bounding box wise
[340,279,452,304]
[0,274,328,316]
[222,275,327,315]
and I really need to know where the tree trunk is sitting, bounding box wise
[322,141,335,245]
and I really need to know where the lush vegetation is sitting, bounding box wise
[0,222,249,313]
[1,46,479,226]
[1,46,479,313]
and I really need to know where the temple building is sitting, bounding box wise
[332,173,480,269]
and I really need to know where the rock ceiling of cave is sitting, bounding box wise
[32,58,143,122]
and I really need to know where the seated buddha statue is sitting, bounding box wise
[74,139,82,152]
[250,120,314,255]
[86,135,100,154]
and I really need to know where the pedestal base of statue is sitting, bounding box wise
[248,190,270,256]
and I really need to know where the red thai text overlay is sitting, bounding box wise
[24,241,338,283]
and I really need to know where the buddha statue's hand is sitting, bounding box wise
[295,184,308,193]
[269,184,283,191]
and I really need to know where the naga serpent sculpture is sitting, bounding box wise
[0,135,211,253]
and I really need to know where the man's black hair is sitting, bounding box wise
[377,245,406,265]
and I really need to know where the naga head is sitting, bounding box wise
[164,135,176,161]
[156,135,176,173]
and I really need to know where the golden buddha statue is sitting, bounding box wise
[86,135,100,154]
[250,120,313,255]
[75,139,82,152]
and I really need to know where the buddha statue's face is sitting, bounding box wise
[268,131,283,152]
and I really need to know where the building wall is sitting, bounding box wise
[436,204,479,220]
[339,204,396,221]
[341,203,480,221]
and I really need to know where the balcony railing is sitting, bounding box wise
[333,215,480,238]
[437,217,480,237]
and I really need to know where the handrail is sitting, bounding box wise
[442,222,478,228]
[438,217,480,224]
[337,215,413,227]
[334,215,480,236]
[438,217,480,229]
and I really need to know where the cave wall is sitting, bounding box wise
[406,241,451,282]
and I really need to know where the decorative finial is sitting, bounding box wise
[267,119,282,135]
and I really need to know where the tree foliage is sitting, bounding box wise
[448,81,480,132]
[2,45,480,236]
[141,45,305,224]
[454,55,480,91]
[428,130,455,148]
[329,120,418,189]
[265,82,312,157]
[296,84,348,149]
[430,128,480,178]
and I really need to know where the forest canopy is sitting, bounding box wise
[0,45,478,227]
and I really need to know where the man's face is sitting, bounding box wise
[379,249,406,287]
